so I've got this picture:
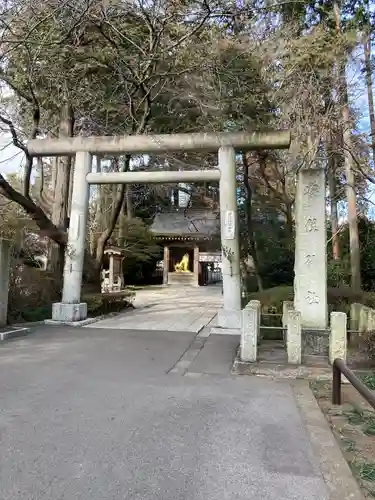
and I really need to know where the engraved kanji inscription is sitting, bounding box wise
[303,182,320,199]
[306,291,319,304]
[304,253,315,265]
[305,217,318,232]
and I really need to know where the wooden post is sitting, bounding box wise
[194,245,199,287]
[0,239,11,326]
[163,246,169,285]
[332,361,342,405]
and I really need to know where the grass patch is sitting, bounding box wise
[310,380,329,398]
[342,406,375,436]
[342,438,357,453]
[363,421,375,436]
[313,381,375,499]
[351,461,375,482]
[342,408,375,447]
[361,374,375,390]
[344,407,367,425]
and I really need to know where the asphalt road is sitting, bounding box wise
[0,326,329,500]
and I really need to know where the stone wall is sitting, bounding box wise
[284,301,346,363]
[350,302,375,334]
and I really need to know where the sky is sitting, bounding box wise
[0,133,23,175]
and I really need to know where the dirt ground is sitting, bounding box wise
[312,378,375,498]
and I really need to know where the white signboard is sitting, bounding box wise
[178,183,190,208]
[199,253,222,263]
[223,210,235,240]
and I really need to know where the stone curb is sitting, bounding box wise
[11,320,46,327]
[0,327,30,342]
[210,327,240,335]
[293,381,366,500]
[2,314,118,333]
[232,349,333,380]
[232,352,355,384]
[44,310,123,328]
[232,360,333,380]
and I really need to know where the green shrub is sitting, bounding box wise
[9,305,52,323]
[327,260,351,288]
[326,287,364,314]
[246,285,373,315]
[7,262,60,323]
[245,285,293,311]
[337,217,375,291]
[84,289,136,316]
[7,258,136,324]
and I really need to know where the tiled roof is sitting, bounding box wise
[150,209,219,237]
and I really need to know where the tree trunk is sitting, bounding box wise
[125,185,133,218]
[89,156,102,256]
[119,154,133,247]
[82,249,102,294]
[364,33,375,164]
[343,108,362,291]
[95,155,131,268]
[243,153,263,291]
[48,104,75,278]
[283,202,294,238]
[327,142,340,260]
[334,1,361,291]
[118,201,127,248]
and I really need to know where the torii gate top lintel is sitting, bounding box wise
[27,130,291,157]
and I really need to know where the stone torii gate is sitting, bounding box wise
[27,131,291,329]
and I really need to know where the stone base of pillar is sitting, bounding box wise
[167,272,197,287]
[217,309,241,329]
[51,302,88,323]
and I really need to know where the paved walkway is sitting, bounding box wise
[86,285,222,332]
[0,325,362,500]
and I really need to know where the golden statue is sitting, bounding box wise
[174,253,190,272]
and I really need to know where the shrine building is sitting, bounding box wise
[149,208,222,287]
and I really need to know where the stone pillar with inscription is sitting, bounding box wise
[294,168,327,329]
[163,246,169,286]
